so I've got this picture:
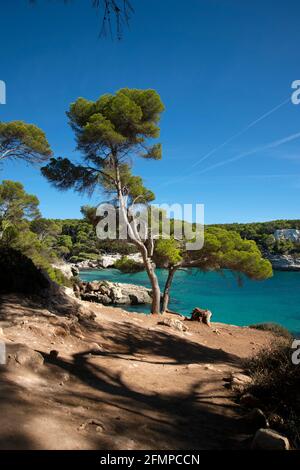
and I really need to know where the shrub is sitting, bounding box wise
[114,256,144,273]
[48,267,72,287]
[249,322,292,339]
[0,247,49,294]
[244,340,300,447]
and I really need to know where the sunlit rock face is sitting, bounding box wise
[274,229,300,242]
[267,254,300,271]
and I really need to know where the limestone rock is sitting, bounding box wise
[267,254,300,271]
[239,393,261,408]
[5,343,44,371]
[252,428,290,450]
[79,281,152,306]
[158,318,188,332]
[228,372,253,392]
[51,261,77,279]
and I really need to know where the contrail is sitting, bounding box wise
[191,97,290,169]
[161,96,291,187]
[195,130,300,176]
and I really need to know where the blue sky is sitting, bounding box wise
[1,0,300,223]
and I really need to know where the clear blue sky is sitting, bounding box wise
[1,0,300,224]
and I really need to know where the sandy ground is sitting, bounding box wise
[0,294,274,450]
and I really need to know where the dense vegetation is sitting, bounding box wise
[244,338,300,448]
[211,220,300,256]
[0,247,50,294]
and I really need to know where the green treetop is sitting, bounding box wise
[42,88,165,313]
[154,227,273,312]
[0,121,52,166]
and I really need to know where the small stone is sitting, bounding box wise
[89,342,102,351]
[240,393,261,408]
[186,363,201,369]
[50,349,59,360]
[204,364,215,371]
[158,318,188,332]
[231,372,252,385]
[252,428,290,450]
[5,343,44,371]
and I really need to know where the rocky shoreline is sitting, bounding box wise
[76,280,152,306]
[63,252,300,274]
[266,254,300,271]
[74,253,143,270]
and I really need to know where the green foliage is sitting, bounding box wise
[153,238,182,268]
[30,218,60,241]
[0,180,73,286]
[244,341,300,447]
[0,180,40,222]
[42,88,164,200]
[114,256,144,273]
[211,220,300,256]
[249,323,292,339]
[0,120,52,164]
[0,247,50,294]
[186,227,273,281]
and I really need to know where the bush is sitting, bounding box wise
[249,322,292,339]
[114,256,144,273]
[48,267,72,287]
[244,340,300,447]
[0,247,50,294]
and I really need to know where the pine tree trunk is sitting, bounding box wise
[161,267,177,313]
[142,254,161,314]
[115,164,161,314]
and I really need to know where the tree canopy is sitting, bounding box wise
[42,88,165,313]
[0,180,40,223]
[0,121,52,166]
[153,227,273,312]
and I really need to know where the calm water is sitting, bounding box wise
[79,268,300,334]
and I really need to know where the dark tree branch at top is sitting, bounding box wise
[29,0,134,39]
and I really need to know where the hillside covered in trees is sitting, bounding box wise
[211,221,300,256]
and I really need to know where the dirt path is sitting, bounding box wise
[0,295,273,450]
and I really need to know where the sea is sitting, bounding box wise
[79,268,300,335]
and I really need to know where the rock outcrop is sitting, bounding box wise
[72,253,143,270]
[158,317,188,332]
[252,428,290,450]
[52,261,79,279]
[79,280,152,305]
[5,343,44,371]
[267,254,300,271]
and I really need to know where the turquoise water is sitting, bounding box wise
[79,268,300,334]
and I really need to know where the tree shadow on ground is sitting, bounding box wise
[76,319,241,366]
[36,321,248,449]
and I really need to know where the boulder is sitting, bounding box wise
[79,281,152,305]
[239,392,261,408]
[5,343,44,371]
[228,372,253,393]
[190,307,212,326]
[51,261,75,279]
[158,318,189,332]
[252,428,290,450]
[267,254,300,271]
